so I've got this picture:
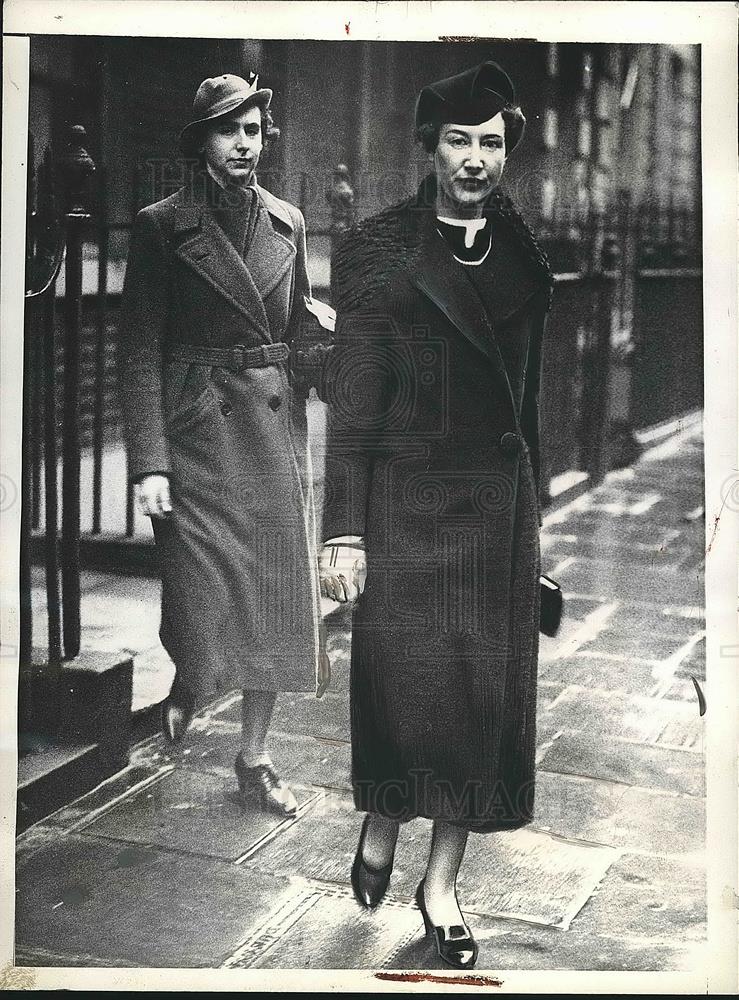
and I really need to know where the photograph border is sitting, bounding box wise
[1,2,736,992]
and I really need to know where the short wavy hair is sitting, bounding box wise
[416,104,526,155]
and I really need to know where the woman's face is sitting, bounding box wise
[201,104,263,187]
[432,112,507,217]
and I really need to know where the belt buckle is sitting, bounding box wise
[231,343,247,372]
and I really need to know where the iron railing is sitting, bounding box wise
[22,125,97,670]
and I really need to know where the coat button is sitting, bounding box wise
[268,395,282,411]
[499,431,522,457]
[220,401,233,416]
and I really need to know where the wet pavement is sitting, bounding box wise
[16,420,707,971]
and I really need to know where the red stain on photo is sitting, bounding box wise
[375,971,503,988]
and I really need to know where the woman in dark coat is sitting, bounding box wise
[320,61,554,967]
[119,74,324,819]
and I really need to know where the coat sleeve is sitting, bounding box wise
[320,299,396,541]
[519,289,551,528]
[117,208,171,483]
[285,206,311,343]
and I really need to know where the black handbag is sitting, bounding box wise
[539,574,563,636]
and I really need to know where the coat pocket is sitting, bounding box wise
[166,362,216,435]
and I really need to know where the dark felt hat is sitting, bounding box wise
[415,60,517,129]
[180,73,272,149]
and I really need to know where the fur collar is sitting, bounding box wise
[332,174,553,317]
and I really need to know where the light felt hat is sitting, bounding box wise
[180,73,272,150]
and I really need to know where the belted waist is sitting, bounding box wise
[166,341,290,372]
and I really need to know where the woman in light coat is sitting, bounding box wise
[119,73,324,818]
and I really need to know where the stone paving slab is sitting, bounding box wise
[457,827,619,929]
[227,883,423,970]
[167,725,352,793]
[538,612,609,664]
[81,767,320,862]
[240,789,378,889]
[568,851,705,946]
[15,820,64,867]
[539,731,705,797]
[606,604,704,641]
[549,511,696,545]
[572,630,688,663]
[15,832,297,968]
[533,771,704,857]
[266,690,350,743]
[384,908,702,972]
[554,557,704,606]
[674,637,707,682]
[14,943,139,968]
[542,685,705,751]
[37,763,172,831]
[213,690,351,743]
[540,536,693,570]
[241,790,619,930]
[539,654,700,703]
[536,680,567,712]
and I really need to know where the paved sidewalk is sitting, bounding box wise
[16,421,706,971]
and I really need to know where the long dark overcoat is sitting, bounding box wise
[322,176,554,832]
[118,174,322,702]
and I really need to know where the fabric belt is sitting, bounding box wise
[166,341,290,372]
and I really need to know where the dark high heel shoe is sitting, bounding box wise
[351,815,395,909]
[161,682,195,745]
[234,754,298,819]
[415,879,478,970]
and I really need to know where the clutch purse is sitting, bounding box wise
[539,574,563,636]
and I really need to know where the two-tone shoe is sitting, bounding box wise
[234,755,298,819]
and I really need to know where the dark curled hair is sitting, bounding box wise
[416,104,526,154]
[181,105,280,158]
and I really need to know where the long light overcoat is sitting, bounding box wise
[118,174,322,702]
[322,176,554,832]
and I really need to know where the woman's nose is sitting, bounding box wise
[465,144,484,169]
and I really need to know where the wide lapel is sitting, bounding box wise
[409,209,517,418]
[244,187,296,301]
[174,185,271,342]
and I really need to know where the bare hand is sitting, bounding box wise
[136,474,172,519]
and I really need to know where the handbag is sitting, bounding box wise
[540,574,563,636]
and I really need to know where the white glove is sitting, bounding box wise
[319,535,366,603]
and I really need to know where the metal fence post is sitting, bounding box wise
[92,164,109,535]
[60,125,95,660]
